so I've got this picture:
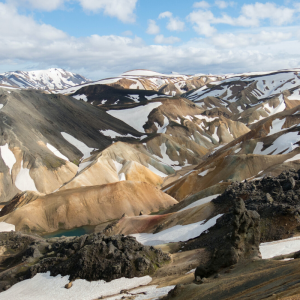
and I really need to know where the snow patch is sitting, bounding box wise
[72,94,88,102]
[179,194,220,212]
[288,89,300,100]
[198,166,216,177]
[100,130,135,139]
[47,143,69,161]
[1,272,152,300]
[253,132,300,155]
[107,103,162,132]
[77,161,93,173]
[61,132,94,160]
[131,214,223,246]
[268,118,286,136]
[107,285,175,300]
[0,222,15,232]
[119,173,126,181]
[155,116,169,134]
[212,127,219,142]
[145,94,159,100]
[15,160,38,192]
[113,160,123,174]
[263,96,286,116]
[285,154,300,163]
[126,94,140,102]
[260,236,300,259]
[147,164,168,177]
[0,144,16,174]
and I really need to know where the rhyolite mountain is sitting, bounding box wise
[1,68,300,299]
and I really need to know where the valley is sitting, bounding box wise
[1,68,300,299]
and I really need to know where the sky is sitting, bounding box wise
[0,0,300,80]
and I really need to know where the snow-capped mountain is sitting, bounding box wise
[55,69,223,98]
[0,68,90,90]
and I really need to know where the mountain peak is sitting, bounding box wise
[0,68,90,90]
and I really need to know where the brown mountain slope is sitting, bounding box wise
[0,181,178,233]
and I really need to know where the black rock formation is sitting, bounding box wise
[0,231,170,291]
[195,198,260,279]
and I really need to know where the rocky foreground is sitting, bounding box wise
[2,170,300,299]
[0,232,170,292]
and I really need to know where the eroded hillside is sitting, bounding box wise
[1,68,300,299]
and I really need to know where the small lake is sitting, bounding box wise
[43,225,95,238]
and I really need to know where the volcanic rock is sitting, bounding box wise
[195,198,260,279]
[0,231,170,290]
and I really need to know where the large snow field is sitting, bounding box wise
[260,236,300,259]
[188,70,300,102]
[255,73,300,99]
[0,272,152,300]
[107,102,162,132]
[15,160,38,192]
[254,132,300,156]
[131,214,223,246]
[61,132,94,159]
[0,144,16,174]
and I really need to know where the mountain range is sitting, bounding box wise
[1,67,300,299]
[0,68,89,90]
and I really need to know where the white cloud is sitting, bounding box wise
[158,11,185,32]
[239,3,295,26]
[0,3,67,40]
[295,3,300,11]
[215,1,227,9]
[187,10,217,37]
[166,17,185,31]
[154,35,181,44]
[188,2,297,37]
[211,31,293,48]
[215,1,235,9]
[147,20,160,35]
[78,0,138,23]
[122,30,133,36]
[193,1,210,9]
[7,0,138,23]
[7,0,68,11]
[0,2,300,80]
[158,11,173,19]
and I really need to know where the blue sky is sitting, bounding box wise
[0,0,299,79]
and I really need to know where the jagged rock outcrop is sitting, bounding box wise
[0,231,170,291]
[195,198,260,279]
